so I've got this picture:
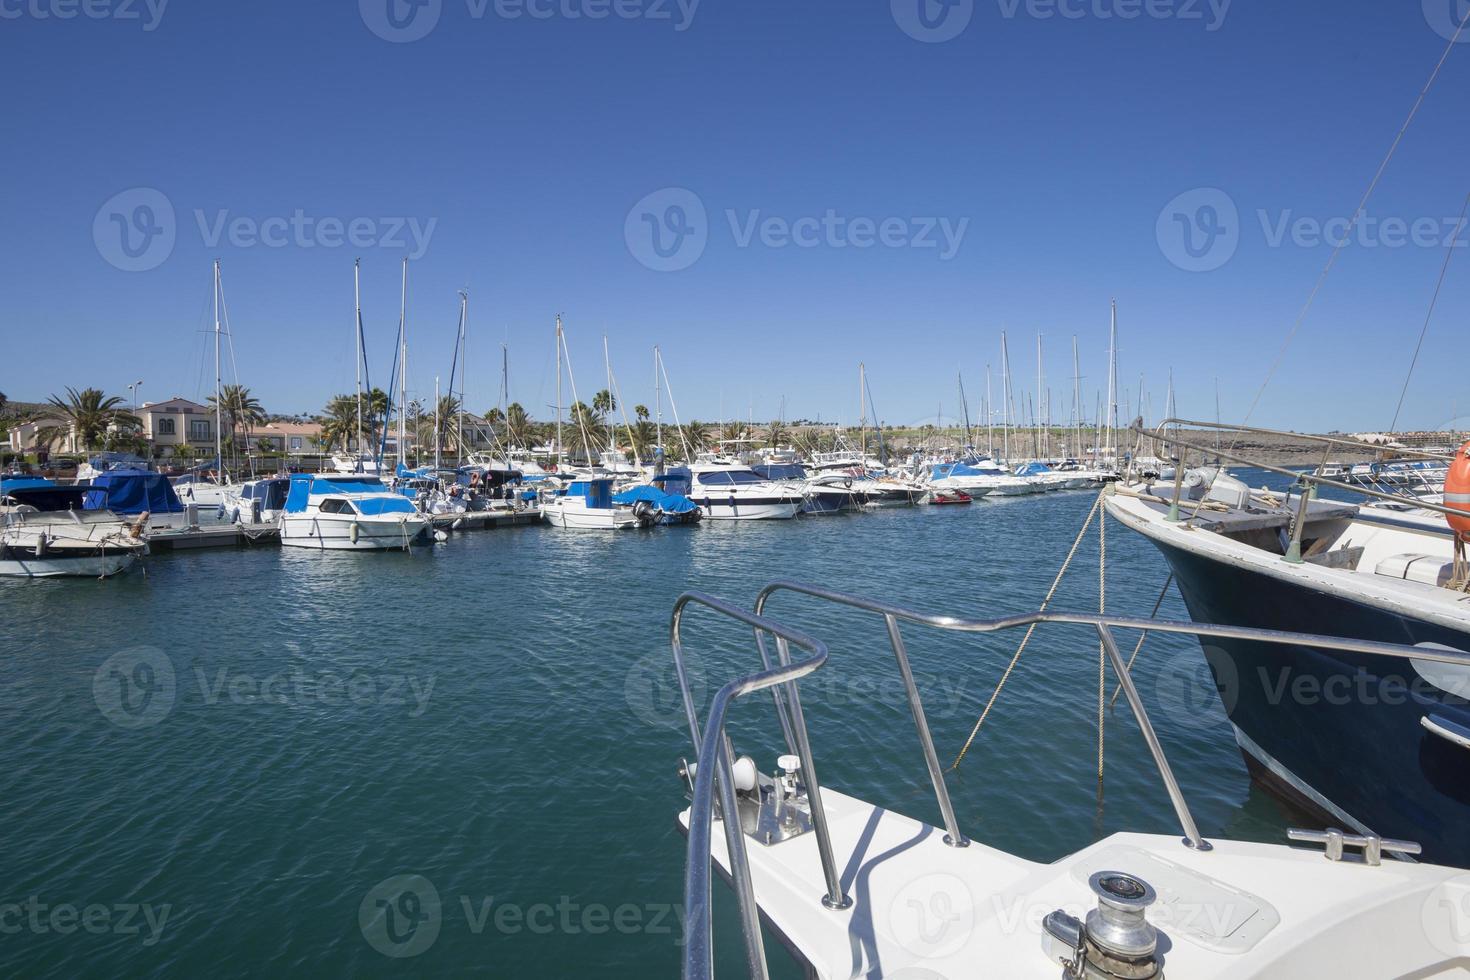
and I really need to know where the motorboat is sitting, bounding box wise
[668,583,1470,979]
[924,458,1030,497]
[0,478,147,578]
[687,459,805,520]
[224,476,291,525]
[751,462,860,515]
[611,484,702,526]
[541,477,641,530]
[278,474,429,550]
[922,488,972,505]
[1109,447,1470,866]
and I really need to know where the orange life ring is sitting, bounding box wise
[1446,440,1470,539]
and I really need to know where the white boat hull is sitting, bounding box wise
[278,513,428,550]
[692,498,802,520]
[0,552,138,578]
[541,504,639,530]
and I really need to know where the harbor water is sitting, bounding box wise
[1,473,1311,978]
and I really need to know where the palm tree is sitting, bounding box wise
[568,401,602,461]
[0,391,8,417]
[207,384,266,454]
[430,395,462,458]
[319,394,359,453]
[592,389,616,417]
[37,387,139,452]
[635,404,650,422]
[720,420,747,444]
[679,421,710,459]
[766,419,789,448]
[505,403,533,449]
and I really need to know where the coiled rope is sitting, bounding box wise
[948,489,1105,772]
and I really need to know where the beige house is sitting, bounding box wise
[7,416,80,453]
[255,421,325,456]
[138,398,217,455]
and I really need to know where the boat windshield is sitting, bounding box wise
[753,464,806,481]
[696,470,764,487]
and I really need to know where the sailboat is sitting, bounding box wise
[329,259,383,476]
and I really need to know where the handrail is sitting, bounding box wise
[1147,418,1458,463]
[672,592,835,980]
[678,584,1470,980]
[1134,419,1469,522]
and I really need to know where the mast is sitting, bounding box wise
[213,259,223,479]
[434,375,441,471]
[397,258,408,469]
[957,372,972,450]
[1000,332,1012,465]
[654,346,663,457]
[985,364,993,457]
[603,334,614,457]
[501,344,509,452]
[351,258,360,473]
[457,290,467,466]
[859,362,866,461]
[1106,299,1119,467]
[555,314,564,464]
[1071,335,1082,462]
[1036,332,1043,461]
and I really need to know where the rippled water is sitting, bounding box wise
[0,472,1311,978]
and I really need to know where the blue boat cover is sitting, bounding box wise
[1013,462,1054,476]
[565,479,613,509]
[612,484,698,514]
[284,474,415,515]
[0,476,56,494]
[83,469,184,514]
[651,466,693,496]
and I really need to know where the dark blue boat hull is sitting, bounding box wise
[1150,537,1470,867]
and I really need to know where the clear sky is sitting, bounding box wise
[4,0,1470,433]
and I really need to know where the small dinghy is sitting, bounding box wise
[923,489,972,506]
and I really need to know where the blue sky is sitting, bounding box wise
[4,0,1470,433]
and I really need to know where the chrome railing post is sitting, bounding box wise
[884,613,969,847]
[717,731,770,980]
[1095,623,1210,851]
[774,634,851,910]
[752,628,800,759]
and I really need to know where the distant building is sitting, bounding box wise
[7,416,79,453]
[255,421,324,456]
[137,398,217,455]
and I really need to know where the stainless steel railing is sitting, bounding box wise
[676,583,1470,980]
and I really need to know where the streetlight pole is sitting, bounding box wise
[128,381,143,413]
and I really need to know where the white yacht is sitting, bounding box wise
[669,584,1470,980]
[541,477,641,530]
[925,458,1037,496]
[687,458,805,520]
[0,479,147,578]
[277,474,428,550]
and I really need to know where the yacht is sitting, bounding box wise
[752,462,861,515]
[1108,451,1470,866]
[224,476,290,525]
[278,474,429,550]
[541,477,641,530]
[687,458,805,520]
[668,583,1470,979]
[925,458,1033,496]
[0,478,147,578]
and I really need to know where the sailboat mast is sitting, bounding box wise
[985,364,993,457]
[213,259,223,478]
[603,334,614,456]
[555,314,564,464]
[859,362,867,460]
[353,259,364,469]
[501,344,509,450]
[1107,299,1119,467]
[457,291,467,466]
[1072,335,1081,462]
[1000,332,1011,464]
[654,346,662,456]
[397,258,408,468]
[434,376,441,471]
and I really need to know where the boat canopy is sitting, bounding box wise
[83,469,184,514]
[612,484,699,514]
[564,479,614,508]
[2,484,91,512]
[1014,462,1054,476]
[651,466,693,496]
[0,476,56,494]
[752,463,808,482]
[284,474,415,515]
[86,451,151,473]
[237,478,290,512]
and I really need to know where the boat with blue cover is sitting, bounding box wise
[541,477,640,530]
[278,474,430,550]
[1,476,146,578]
[612,484,702,525]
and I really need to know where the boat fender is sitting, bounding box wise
[33,534,47,557]
[1446,440,1470,539]
[350,521,361,544]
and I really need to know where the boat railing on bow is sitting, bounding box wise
[673,581,1464,980]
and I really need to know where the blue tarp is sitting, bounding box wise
[83,469,184,514]
[284,474,414,515]
[564,479,613,509]
[612,484,699,514]
[1013,462,1054,476]
[0,476,55,494]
